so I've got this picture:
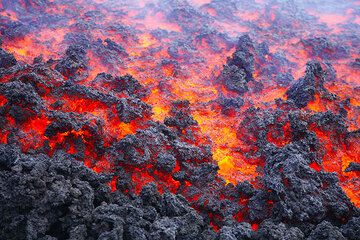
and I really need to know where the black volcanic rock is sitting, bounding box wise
[351,58,360,68]
[0,48,17,69]
[286,61,324,108]
[156,152,176,173]
[55,45,88,80]
[275,72,294,87]
[301,37,349,60]
[342,216,360,240]
[164,100,198,131]
[228,34,255,81]
[254,220,304,240]
[307,221,346,240]
[116,98,152,123]
[0,21,30,39]
[345,162,360,173]
[92,73,149,98]
[93,38,127,68]
[0,80,44,123]
[218,35,255,95]
[218,222,253,240]
[219,64,248,94]
[0,145,214,240]
[217,96,244,115]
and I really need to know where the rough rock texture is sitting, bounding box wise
[217,35,255,94]
[0,145,213,240]
[55,45,88,80]
[0,47,17,69]
[286,61,324,108]
[0,28,359,240]
[345,162,360,173]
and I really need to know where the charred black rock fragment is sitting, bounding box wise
[307,221,346,240]
[311,111,347,134]
[275,72,294,87]
[109,123,175,168]
[0,144,19,170]
[114,74,149,98]
[55,45,88,80]
[218,222,253,240]
[33,55,44,64]
[140,182,162,209]
[93,38,127,68]
[236,181,257,198]
[187,162,219,185]
[345,162,360,172]
[217,96,244,115]
[301,37,349,60]
[341,216,360,240]
[164,100,198,131]
[0,80,43,123]
[263,143,357,224]
[156,152,176,173]
[45,112,86,137]
[116,98,152,123]
[104,38,127,55]
[351,58,360,68]
[92,73,149,98]
[289,111,309,141]
[50,100,64,109]
[218,35,255,95]
[0,21,30,39]
[173,140,206,162]
[64,32,91,49]
[55,81,116,104]
[0,81,42,111]
[115,133,152,166]
[254,220,304,240]
[248,191,272,222]
[286,61,325,108]
[54,77,151,124]
[228,35,255,81]
[237,106,359,232]
[166,4,209,32]
[219,65,248,94]
[0,47,17,69]
[0,146,109,240]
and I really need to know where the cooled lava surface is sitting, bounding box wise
[0,0,359,239]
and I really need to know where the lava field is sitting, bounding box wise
[0,0,359,239]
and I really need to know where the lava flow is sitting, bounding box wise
[0,0,359,239]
